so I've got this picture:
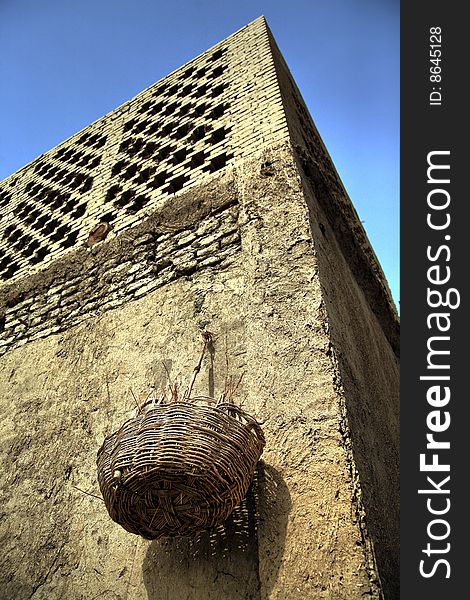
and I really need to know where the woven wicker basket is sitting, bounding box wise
[97,398,265,539]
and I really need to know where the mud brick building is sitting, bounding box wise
[0,17,399,600]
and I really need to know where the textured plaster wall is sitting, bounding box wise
[297,155,400,600]
[0,146,397,599]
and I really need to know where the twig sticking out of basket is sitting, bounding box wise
[96,332,265,540]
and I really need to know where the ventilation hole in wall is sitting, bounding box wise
[119,139,131,153]
[0,195,10,210]
[88,157,101,170]
[173,124,190,140]
[138,101,153,114]
[90,134,107,149]
[193,84,208,98]
[0,256,10,271]
[29,239,40,252]
[203,152,232,173]
[114,189,135,208]
[50,224,71,243]
[211,84,225,98]
[72,150,85,163]
[29,184,43,198]
[41,220,56,236]
[101,211,115,223]
[61,230,79,249]
[211,65,226,78]
[123,119,136,133]
[48,218,61,231]
[62,199,77,214]
[194,103,206,117]
[210,49,224,61]
[17,206,30,220]
[179,85,193,99]
[7,228,23,243]
[34,164,46,177]
[146,122,161,136]
[46,189,60,202]
[126,194,150,214]
[50,195,65,211]
[162,122,174,136]
[22,233,34,246]
[4,224,16,236]
[112,161,127,177]
[50,168,66,184]
[33,188,45,203]
[24,209,41,225]
[135,166,155,185]
[62,149,75,163]
[183,66,195,78]
[60,173,74,188]
[130,138,145,155]
[122,164,139,181]
[150,171,168,189]
[106,185,121,201]
[190,151,205,167]
[154,83,166,96]
[210,103,226,119]
[36,214,50,228]
[42,223,58,237]
[16,200,28,213]
[164,102,178,116]
[2,261,20,279]
[81,176,94,192]
[211,127,229,144]
[165,174,188,193]
[30,247,49,264]
[78,154,93,168]
[133,121,148,134]
[12,235,28,250]
[151,102,164,115]
[191,125,206,141]
[69,174,84,190]
[141,141,158,158]
[71,204,87,218]
[4,228,18,244]
[172,148,187,165]
[22,244,37,258]
[0,189,12,205]
[158,145,173,160]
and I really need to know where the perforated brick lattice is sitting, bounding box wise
[103,46,232,219]
[0,17,288,284]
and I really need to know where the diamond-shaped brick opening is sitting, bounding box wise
[1,17,285,283]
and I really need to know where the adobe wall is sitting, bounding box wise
[264,30,400,598]
[0,146,392,599]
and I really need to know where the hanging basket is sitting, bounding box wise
[97,399,264,539]
[96,335,264,539]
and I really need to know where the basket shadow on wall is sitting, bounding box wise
[142,461,291,600]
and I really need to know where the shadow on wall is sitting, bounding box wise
[142,462,291,600]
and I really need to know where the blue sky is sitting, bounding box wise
[0,0,399,307]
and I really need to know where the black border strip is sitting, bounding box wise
[401,4,467,598]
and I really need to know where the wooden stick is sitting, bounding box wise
[71,484,104,502]
[185,331,212,399]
